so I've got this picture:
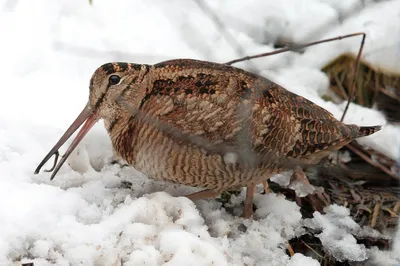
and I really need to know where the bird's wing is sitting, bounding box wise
[266,85,353,159]
[135,69,300,167]
[138,71,254,151]
[134,59,351,165]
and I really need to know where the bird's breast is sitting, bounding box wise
[109,119,277,191]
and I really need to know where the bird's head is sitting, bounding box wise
[34,62,149,180]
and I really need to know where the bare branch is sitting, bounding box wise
[226,32,366,66]
[340,33,366,122]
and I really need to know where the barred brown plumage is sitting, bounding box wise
[34,58,381,218]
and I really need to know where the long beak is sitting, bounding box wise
[34,103,99,180]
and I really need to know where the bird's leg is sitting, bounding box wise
[185,189,219,201]
[290,167,319,196]
[291,167,310,185]
[243,184,256,218]
[262,180,271,194]
[290,167,330,212]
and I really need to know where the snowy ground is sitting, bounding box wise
[1,0,400,265]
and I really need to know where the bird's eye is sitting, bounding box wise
[109,75,121,85]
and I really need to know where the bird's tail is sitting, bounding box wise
[357,125,382,137]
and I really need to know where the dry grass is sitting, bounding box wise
[322,54,400,123]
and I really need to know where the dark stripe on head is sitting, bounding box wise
[94,78,115,110]
[115,62,129,72]
[99,75,139,111]
[131,64,143,71]
[101,63,115,75]
[94,92,106,110]
[101,62,133,75]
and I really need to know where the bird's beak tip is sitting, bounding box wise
[34,104,98,180]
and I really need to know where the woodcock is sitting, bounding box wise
[34,59,381,218]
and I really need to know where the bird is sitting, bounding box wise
[34,59,381,218]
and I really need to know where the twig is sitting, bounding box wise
[287,243,295,256]
[370,202,381,228]
[226,33,366,65]
[346,143,400,180]
[332,72,349,100]
[340,33,366,122]
[301,240,324,259]
[379,87,400,102]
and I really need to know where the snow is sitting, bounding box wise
[1,0,399,265]
[287,253,321,266]
[304,205,368,262]
[304,204,394,263]
[297,0,400,73]
[288,180,316,198]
